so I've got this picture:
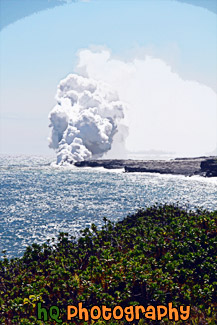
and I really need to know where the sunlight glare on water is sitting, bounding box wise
[0,155,216,258]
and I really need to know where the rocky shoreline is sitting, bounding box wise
[74,157,217,177]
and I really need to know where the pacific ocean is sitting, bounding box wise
[0,155,217,259]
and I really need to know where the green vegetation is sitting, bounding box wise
[0,204,216,324]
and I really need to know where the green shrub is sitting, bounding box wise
[0,204,216,324]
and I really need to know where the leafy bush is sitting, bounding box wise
[0,204,216,324]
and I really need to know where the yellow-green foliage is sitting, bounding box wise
[0,204,216,324]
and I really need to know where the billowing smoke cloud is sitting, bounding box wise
[76,49,217,157]
[48,74,127,164]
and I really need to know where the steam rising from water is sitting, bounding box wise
[49,50,217,163]
[48,74,127,164]
[76,50,217,157]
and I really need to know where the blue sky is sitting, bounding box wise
[0,0,216,31]
[0,0,216,155]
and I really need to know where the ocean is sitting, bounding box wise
[0,155,217,259]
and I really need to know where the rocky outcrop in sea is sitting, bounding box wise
[74,157,217,177]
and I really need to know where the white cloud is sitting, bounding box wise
[76,49,217,157]
[48,74,127,164]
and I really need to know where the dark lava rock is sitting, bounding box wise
[74,159,127,169]
[200,159,217,177]
[74,157,217,177]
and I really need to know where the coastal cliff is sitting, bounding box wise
[74,157,217,177]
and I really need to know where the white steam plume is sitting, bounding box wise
[76,49,217,157]
[48,74,127,164]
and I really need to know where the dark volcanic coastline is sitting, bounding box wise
[74,157,217,177]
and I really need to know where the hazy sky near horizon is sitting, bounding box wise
[0,0,217,156]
